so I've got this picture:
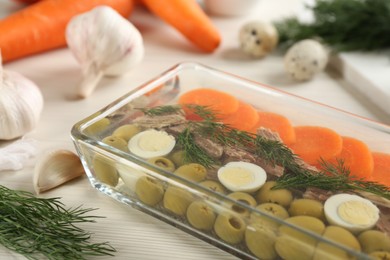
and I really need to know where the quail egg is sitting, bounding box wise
[128,129,175,159]
[217,161,267,193]
[324,193,379,233]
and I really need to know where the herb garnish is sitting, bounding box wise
[177,128,216,168]
[274,0,390,51]
[0,185,115,260]
[143,105,390,200]
[139,105,182,116]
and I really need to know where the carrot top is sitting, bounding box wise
[288,126,343,165]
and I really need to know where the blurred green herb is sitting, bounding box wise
[274,0,390,51]
[0,185,115,260]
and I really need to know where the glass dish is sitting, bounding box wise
[71,62,390,260]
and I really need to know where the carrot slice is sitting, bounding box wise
[0,0,135,62]
[142,0,221,52]
[221,102,259,132]
[178,88,239,119]
[250,111,296,145]
[328,137,374,180]
[369,152,390,186]
[288,126,343,165]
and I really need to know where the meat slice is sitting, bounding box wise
[256,127,282,142]
[376,206,390,236]
[194,135,224,159]
[222,146,257,164]
[302,187,334,202]
[133,113,187,129]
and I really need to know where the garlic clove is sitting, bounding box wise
[33,149,85,194]
[66,6,144,99]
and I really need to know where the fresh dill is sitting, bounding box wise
[139,105,182,116]
[141,104,390,200]
[276,160,390,200]
[176,128,216,168]
[274,0,390,51]
[0,185,115,260]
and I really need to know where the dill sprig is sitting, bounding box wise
[176,128,216,168]
[142,104,390,200]
[0,185,115,260]
[276,159,390,199]
[274,0,390,51]
[139,105,182,116]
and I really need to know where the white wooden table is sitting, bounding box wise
[0,1,388,259]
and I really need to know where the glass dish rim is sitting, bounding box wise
[71,61,390,259]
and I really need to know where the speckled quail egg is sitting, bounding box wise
[324,193,380,233]
[128,129,175,159]
[217,161,267,193]
[239,21,278,58]
[284,39,329,81]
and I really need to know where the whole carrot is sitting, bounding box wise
[0,0,135,63]
[142,0,221,52]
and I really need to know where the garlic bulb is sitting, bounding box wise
[0,53,44,140]
[33,149,85,194]
[66,6,144,99]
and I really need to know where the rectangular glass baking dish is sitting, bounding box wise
[71,62,390,260]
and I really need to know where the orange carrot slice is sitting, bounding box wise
[142,0,221,52]
[250,111,296,145]
[0,0,135,63]
[328,137,374,180]
[369,152,390,186]
[288,126,343,165]
[221,102,259,131]
[178,88,239,119]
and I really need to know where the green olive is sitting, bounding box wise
[174,163,207,182]
[245,222,278,260]
[214,212,246,244]
[313,226,361,260]
[170,150,187,167]
[112,124,141,142]
[256,181,293,207]
[85,118,110,135]
[288,199,325,221]
[199,180,227,194]
[186,200,216,231]
[163,186,194,216]
[275,216,325,260]
[226,192,257,217]
[135,176,164,206]
[358,230,390,254]
[251,202,289,229]
[147,157,176,172]
[93,155,118,186]
[370,251,390,259]
[102,135,128,151]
